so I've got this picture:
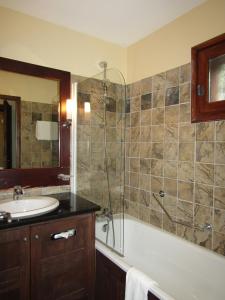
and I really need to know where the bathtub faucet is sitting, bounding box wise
[96,208,113,221]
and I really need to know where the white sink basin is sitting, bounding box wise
[0,196,59,219]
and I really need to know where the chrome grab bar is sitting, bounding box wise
[152,191,212,232]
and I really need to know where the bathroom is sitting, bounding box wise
[0,0,225,299]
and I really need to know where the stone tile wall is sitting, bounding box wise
[21,101,58,168]
[124,63,225,256]
[0,185,70,201]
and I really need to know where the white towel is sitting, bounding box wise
[125,267,157,300]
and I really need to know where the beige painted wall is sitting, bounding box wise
[127,0,225,83]
[0,70,59,103]
[1,0,224,84]
[0,6,127,80]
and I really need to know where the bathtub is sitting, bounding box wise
[96,214,225,300]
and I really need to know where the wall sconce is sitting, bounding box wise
[63,99,74,128]
[84,101,91,113]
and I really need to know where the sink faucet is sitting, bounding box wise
[13,186,24,200]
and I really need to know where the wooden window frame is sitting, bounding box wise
[191,33,225,122]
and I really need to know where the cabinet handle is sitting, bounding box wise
[34,234,39,240]
[23,237,28,242]
[51,229,76,240]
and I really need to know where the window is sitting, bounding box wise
[191,33,225,122]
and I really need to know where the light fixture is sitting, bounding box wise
[66,99,73,119]
[84,101,91,113]
[63,99,74,128]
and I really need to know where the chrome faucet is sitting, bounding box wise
[96,207,115,247]
[13,185,24,200]
[96,208,113,221]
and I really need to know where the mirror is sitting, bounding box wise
[0,57,70,189]
[0,94,20,169]
[0,71,60,169]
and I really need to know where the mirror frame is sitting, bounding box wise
[191,33,225,122]
[0,57,71,189]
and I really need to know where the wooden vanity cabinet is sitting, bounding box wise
[0,213,95,300]
[31,214,95,300]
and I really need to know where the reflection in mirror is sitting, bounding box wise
[0,95,20,169]
[209,54,225,102]
[0,70,60,169]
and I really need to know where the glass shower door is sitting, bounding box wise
[76,68,126,255]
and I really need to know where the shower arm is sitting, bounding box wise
[152,192,212,232]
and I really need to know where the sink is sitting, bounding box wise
[0,196,59,219]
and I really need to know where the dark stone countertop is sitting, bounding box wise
[0,193,101,230]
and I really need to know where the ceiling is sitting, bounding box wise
[0,0,206,47]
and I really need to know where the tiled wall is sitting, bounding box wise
[21,101,59,168]
[0,185,70,201]
[124,63,225,256]
[76,78,125,213]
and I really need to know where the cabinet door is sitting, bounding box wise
[95,250,126,300]
[30,214,95,300]
[0,227,30,300]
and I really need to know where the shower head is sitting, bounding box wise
[99,61,107,70]
[99,61,108,83]
[98,60,111,97]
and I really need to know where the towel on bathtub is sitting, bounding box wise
[125,267,157,300]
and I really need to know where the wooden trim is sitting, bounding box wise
[0,167,70,188]
[0,57,71,189]
[191,33,225,122]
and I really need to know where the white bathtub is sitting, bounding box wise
[96,214,225,300]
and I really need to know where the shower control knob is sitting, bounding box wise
[159,190,166,198]
[34,234,39,240]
